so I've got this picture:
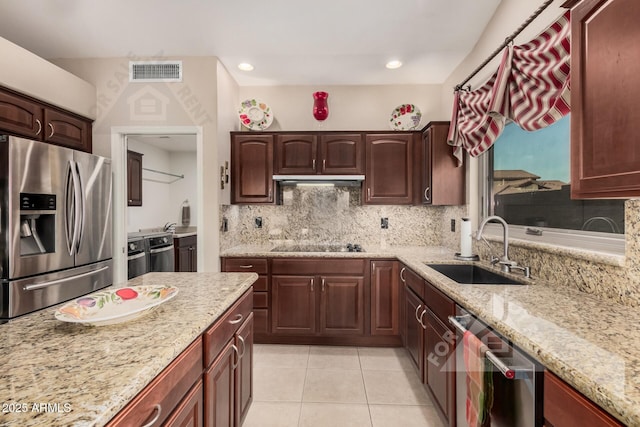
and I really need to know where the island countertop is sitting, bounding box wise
[0,272,257,427]
[222,244,638,426]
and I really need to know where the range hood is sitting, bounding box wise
[273,174,365,186]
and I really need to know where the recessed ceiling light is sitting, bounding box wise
[385,60,403,69]
[238,63,254,71]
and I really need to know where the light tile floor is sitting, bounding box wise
[243,344,445,427]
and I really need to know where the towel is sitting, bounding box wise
[463,330,494,427]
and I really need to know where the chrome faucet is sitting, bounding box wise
[476,215,530,278]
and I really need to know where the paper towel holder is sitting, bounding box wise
[454,217,479,261]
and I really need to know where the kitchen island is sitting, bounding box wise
[222,244,638,426]
[0,272,257,427]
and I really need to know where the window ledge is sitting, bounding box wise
[479,224,625,267]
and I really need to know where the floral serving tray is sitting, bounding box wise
[239,98,274,130]
[54,285,179,326]
[389,104,422,130]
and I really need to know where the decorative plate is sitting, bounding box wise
[389,104,422,130]
[239,99,274,130]
[54,285,179,326]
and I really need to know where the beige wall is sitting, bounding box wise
[53,56,234,272]
[216,62,240,206]
[238,84,445,131]
[0,36,96,118]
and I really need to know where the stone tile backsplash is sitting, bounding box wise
[220,186,450,250]
[219,186,640,307]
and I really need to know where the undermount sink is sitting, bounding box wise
[426,263,525,285]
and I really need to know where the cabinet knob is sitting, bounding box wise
[48,123,55,138]
[424,187,430,202]
[35,119,42,136]
[400,267,406,283]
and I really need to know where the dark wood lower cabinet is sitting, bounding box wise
[424,309,455,427]
[164,379,204,427]
[235,313,254,425]
[320,276,365,335]
[272,275,316,334]
[204,340,235,427]
[370,260,400,335]
[404,285,424,375]
[175,235,198,272]
[544,370,623,427]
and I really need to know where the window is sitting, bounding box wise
[482,115,625,242]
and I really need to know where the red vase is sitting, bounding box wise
[313,91,329,121]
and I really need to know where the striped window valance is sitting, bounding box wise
[447,10,571,165]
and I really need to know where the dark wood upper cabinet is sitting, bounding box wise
[570,0,640,198]
[0,86,92,152]
[420,122,465,205]
[319,133,364,174]
[43,108,91,152]
[364,133,414,204]
[274,134,318,174]
[231,134,275,204]
[127,150,143,207]
[274,133,363,175]
[0,89,43,138]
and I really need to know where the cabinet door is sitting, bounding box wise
[544,370,623,427]
[364,134,413,204]
[271,275,316,334]
[421,122,465,206]
[571,0,640,198]
[127,150,143,206]
[164,379,204,427]
[43,108,92,152]
[204,340,236,427]
[404,286,424,375]
[424,309,455,427]
[275,134,318,174]
[231,134,274,204]
[0,88,43,139]
[370,260,400,335]
[235,313,254,426]
[319,275,365,335]
[319,133,364,174]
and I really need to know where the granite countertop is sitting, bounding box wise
[0,272,257,427]
[221,244,637,426]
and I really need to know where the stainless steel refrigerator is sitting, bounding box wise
[0,135,113,319]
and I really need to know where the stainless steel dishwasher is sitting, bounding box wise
[449,306,543,427]
[146,232,175,272]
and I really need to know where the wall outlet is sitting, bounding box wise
[254,217,263,229]
[221,217,228,232]
[381,217,389,229]
[450,218,456,232]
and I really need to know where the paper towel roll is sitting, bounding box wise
[460,217,473,257]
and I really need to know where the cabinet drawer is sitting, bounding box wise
[544,371,623,427]
[272,258,365,275]
[253,276,268,291]
[401,266,424,299]
[253,291,268,308]
[223,258,268,274]
[424,280,454,325]
[174,235,197,248]
[204,289,253,367]
[107,338,203,427]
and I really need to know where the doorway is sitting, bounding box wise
[111,126,203,283]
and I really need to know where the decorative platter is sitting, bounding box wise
[54,285,179,326]
[239,98,274,130]
[389,104,422,130]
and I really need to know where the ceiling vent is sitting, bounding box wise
[129,61,183,82]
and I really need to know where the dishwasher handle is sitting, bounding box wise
[448,315,522,380]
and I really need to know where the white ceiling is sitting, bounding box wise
[0,0,501,86]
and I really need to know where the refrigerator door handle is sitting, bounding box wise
[22,265,110,291]
[74,162,85,254]
[64,160,76,256]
